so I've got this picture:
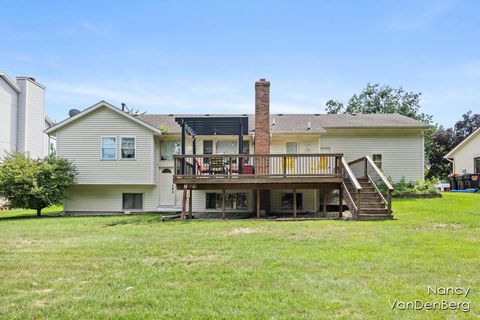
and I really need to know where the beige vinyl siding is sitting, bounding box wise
[451,132,480,173]
[64,185,158,212]
[321,130,424,182]
[270,136,319,154]
[56,106,155,184]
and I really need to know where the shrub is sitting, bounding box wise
[389,177,442,198]
[0,153,77,216]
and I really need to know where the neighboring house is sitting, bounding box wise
[45,79,429,220]
[0,72,52,158]
[444,127,480,174]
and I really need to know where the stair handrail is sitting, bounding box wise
[359,156,394,215]
[341,157,362,215]
[364,156,394,191]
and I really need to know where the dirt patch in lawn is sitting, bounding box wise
[431,223,463,230]
[228,227,263,235]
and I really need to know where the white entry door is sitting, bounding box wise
[159,168,176,206]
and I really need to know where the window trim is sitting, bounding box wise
[203,140,213,155]
[474,157,480,174]
[286,142,298,154]
[160,140,181,160]
[120,136,136,160]
[372,153,383,170]
[100,136,117,160]
[122,193,144,210]
[205,192,248,210]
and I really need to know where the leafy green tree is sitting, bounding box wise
[0,154,77,216]
[425,126,454,179]
[325,83,432,124]
[452,111,480,146]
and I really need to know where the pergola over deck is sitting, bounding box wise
[175,116,249,158]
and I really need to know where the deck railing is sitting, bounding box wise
[173,154,343,177]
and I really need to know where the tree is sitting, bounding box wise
[452,111,480,146]
[425,126,455,179]
[0,154,77,216]
[325,83,432,124]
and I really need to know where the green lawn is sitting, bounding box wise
[0,193,479,319]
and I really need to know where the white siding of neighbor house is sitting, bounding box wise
[0,78,18,156]
[321,130,424,182]
[56,106,155,184]
[451,132,480,174]
[16,78,46,159]
[64,185,158,212]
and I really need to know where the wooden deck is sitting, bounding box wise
[173,153,394,221]
[173,153,343,188]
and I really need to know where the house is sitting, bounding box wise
[444,127,480,174]
[0,72,52,158]
[45,79,429,220]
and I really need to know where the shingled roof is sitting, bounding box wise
[137,113,429,134]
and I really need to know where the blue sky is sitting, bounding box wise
[1,0,479,127]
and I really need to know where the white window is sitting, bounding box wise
[286,142,297,154]
[216,141,237,154]
[101,137,116,160]
[121,137,136,159]
[160,141,180,160]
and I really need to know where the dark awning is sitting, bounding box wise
[175,117,249,137]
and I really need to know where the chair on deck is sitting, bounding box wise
[231,157,255,174]
[194,158,210,175]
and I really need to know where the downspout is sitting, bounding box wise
[445,158,454,175]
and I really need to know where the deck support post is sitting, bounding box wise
[338,185,343,218]
[181,185,187,219]
[180,122,186,175]
[293,188,297,218]
[221,189,226,220]
[322,188,328,217]
[188,188,193,219]
[256,189,260,218]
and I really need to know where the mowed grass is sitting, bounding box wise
[0,193,479,319]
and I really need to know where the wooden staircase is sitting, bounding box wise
[341,156,394,221]
[355,178,393,220]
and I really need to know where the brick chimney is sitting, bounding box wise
[254,79,271,216]
[254,79,270,155]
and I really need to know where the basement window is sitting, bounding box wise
[372,154,382,170]
[281,193,302,210]
[122,193,143,210]
[205,193,248,209]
